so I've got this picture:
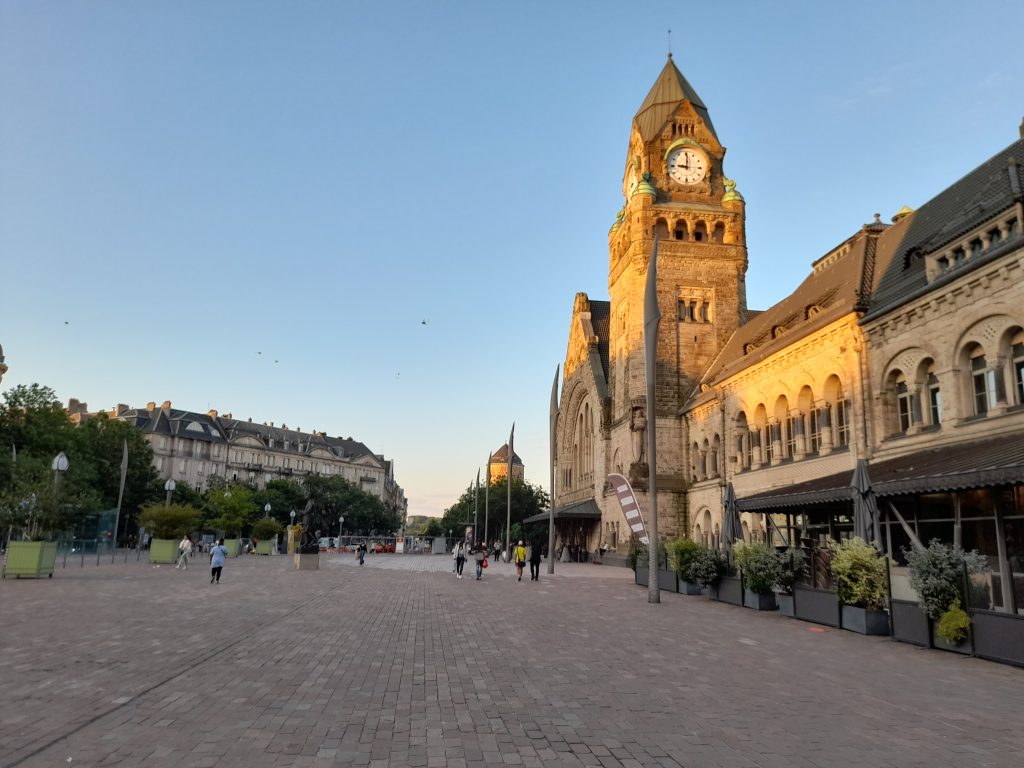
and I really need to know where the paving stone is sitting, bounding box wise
[1,554,1022,767]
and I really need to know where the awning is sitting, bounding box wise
[737,433,1024,512]
[522,498,602,525]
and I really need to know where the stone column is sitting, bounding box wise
[791,410,806,461]
[770,421,783,466]
[818,403,834,455]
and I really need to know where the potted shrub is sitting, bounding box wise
[633,542,673,590]
[831,537,890,635]
[690,545,728,599]
[734,541,781,611]
[251,518,283,555]
[669,538,705,595]
[138,503,201,564]
[905,540,987,653]
[774,548,806,617]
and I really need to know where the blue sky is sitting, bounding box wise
[2,1,1023,517]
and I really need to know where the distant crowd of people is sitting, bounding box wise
[451,539,543,581]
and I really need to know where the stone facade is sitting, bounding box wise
[552,56,1024,564]
[69,399,408,519]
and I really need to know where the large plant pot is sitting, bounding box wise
[970,609,1024,666]
[891,599,929,647]
[841,605,890,636]
[709,576,743,606]
[657,569,678,593]
[777,594,795,617]
[931,632,972,655]
[149,539,179,564]
[2,541,57,578]
[635,568,648,587]
[680,580,704,596]
[255,540,274,555]
[223,539,241,557]
[744,589,778,611]
[793,585,841,627]
[294,553,320,571]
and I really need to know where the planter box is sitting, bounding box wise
[635,568,648,587]
[255,540,274,555]
[680,580,704,596]
[710,576,743,606]
[932,632,972,655]
[744,589,778,611]
[294,553,320,571]
[2,541,57,578]
[970,610,1024,667]
[657,569,678,593]
[223,539,241,557]
[841,605,890,636]
[793,585,840,627]
[149,539,179,564]
[891,599,929,647]
[777,594,795,617]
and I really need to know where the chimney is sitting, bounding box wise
[115,403,129,416]
[1019,115,1023,139]
[161,400,171,413]
[247,417,252,423]
[208,409,218,418]
[282,423,287,429]
[146,401,156,411]
[269,422,274,427]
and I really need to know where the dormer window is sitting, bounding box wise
[969,238,983,259]
[953,247,966,266]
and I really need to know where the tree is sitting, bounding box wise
[254,478,306,526]
[304,475,400,536]
[73,414,160,539]
[138,503,201,539]
[203,482,257,538]
[440,478,548,546]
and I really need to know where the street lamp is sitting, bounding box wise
[264,502,272,517]
[164,478,176,506]
[290,509,296,526]
[51,451,69,494]
[339,515,344,541]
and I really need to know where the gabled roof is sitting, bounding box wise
[865,137,1024,320]
[634,55,717,143]
[490,443,523,466]
[698,221,891,390]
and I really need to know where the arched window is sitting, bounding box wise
[966,344,996,415]
[692,221,708,242]
[1013,332,1024,405]
[735,411,751,470]
[894,371,912,433]
[673,220,688,240]
[773,395,791,460]
[711,434,722,477]
[824,375,851,448]
[712,222,725,243]
[655,218,670,239]
[753,404,769,464]
[917,358,941,428]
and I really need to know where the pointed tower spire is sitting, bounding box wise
[634,55,717,143]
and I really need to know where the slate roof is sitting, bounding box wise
[634,55,717,143]
[864,137,1024,321]
[490,443,523,466]
[736,433,1024,511]
[522,498,601,525]
[698,220,891,391]
[590,299,611,383]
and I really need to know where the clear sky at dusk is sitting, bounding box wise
[3,1,1023,517]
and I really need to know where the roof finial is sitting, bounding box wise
[667,29,672,59]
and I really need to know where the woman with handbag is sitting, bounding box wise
[473,543,487,580]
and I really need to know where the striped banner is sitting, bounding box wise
[608,473,648,544]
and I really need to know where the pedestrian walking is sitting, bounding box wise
[453,539,467,579]
[528,541,542,581]
[357,541,367,565]
[473,543,486,580]
[210,538,228,584]
[176,534,193,570]
[513,540,527,581]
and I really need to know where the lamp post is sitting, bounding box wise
[164,478,176,507]
[52,451,69,495]
[339,515,344,547]
[448,528,452,552]
[264,502,272,517]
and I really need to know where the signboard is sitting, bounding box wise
[607,473,649,544]
[395,536,405,554]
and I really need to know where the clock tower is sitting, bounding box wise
[606,55,748,514]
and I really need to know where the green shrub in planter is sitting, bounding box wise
[251,517,284,542]
[904,539,987,620]
[774,547,806,595]
[138,503,201,539]
[634,542,667,571]
[734,541,782,595]
[667,538,702,581]
[936,599,971,644]
[830,537,888,610]
[688,546,726,587]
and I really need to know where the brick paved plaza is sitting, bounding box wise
[1,552,1022,768]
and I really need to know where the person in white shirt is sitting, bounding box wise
[176,534,193,570]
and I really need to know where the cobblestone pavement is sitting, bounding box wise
[1,553,1022,768]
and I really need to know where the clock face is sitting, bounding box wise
[667,147,707,185]
[626,170,639,198]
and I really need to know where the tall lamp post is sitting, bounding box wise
[264,502,272,517]
[52,451,69,495]
[289,510,296,555]
[339,515,344,548]
[164,478,176,506]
